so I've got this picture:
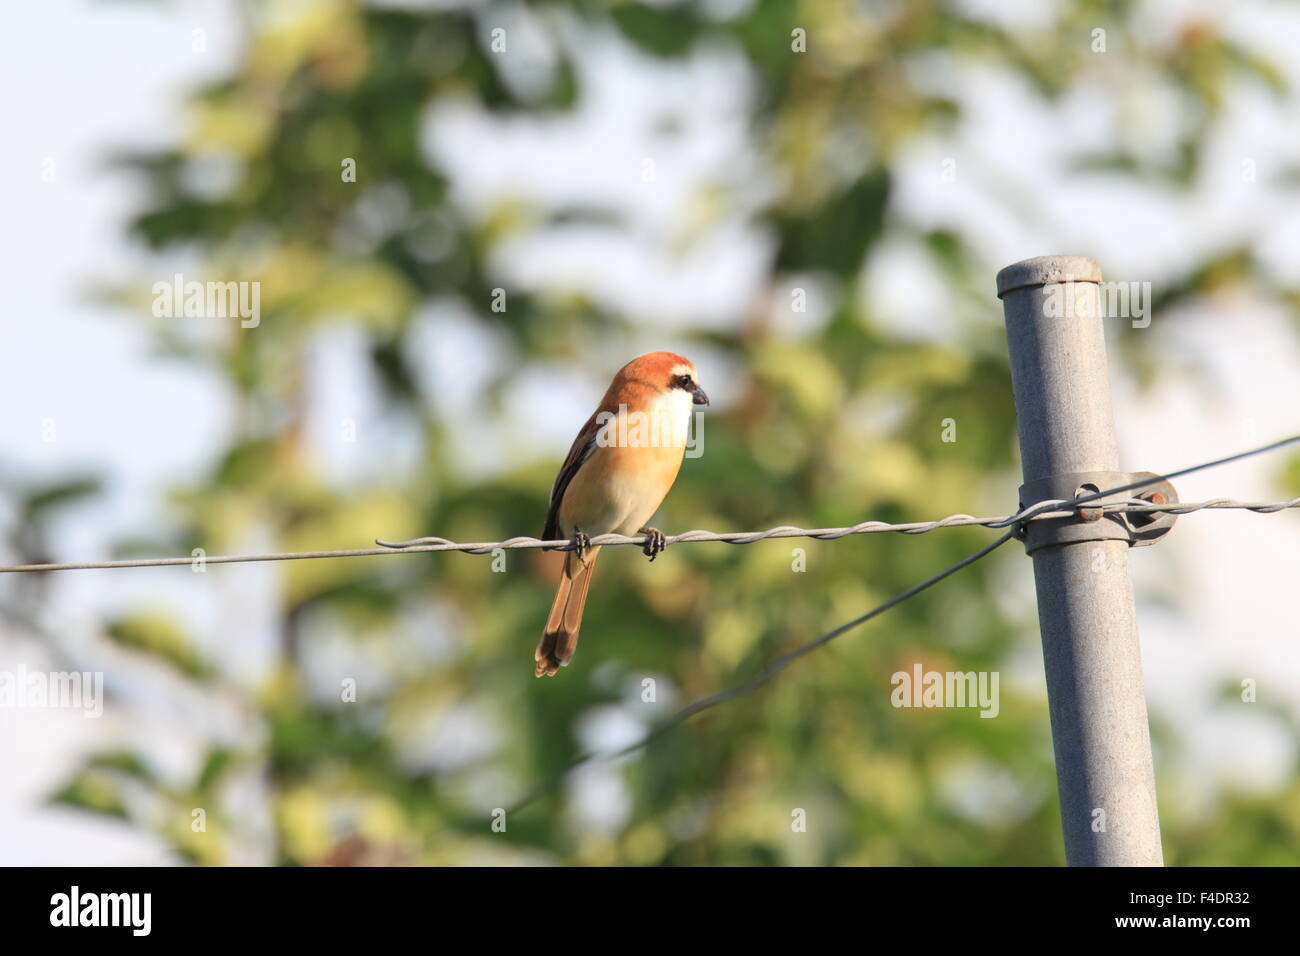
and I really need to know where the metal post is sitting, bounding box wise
[997,255,1163,866]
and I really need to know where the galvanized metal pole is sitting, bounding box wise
[997,255,1163,866]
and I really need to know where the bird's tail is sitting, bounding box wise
[535,545,601,677]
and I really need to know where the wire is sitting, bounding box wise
[507,526,1019,815]
[1067,433,1300,507]
[502,433,1300,813]
[0,496,1295,574]
[2,435,1297,817]
[0,432,1294,573]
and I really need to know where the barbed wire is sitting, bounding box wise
[0,496,1295,574]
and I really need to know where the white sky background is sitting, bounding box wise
[1,0,1298,863]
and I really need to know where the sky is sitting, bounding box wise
[1,0,1298,863]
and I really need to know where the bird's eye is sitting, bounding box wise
[674,374,692,389]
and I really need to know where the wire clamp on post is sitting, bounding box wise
[1018,471,1179,554]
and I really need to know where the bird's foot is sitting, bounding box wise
[638,526,667,561]
[570,528,592,565]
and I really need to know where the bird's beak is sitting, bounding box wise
[691,383,709,406]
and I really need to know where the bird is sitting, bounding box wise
[535,351,709,677]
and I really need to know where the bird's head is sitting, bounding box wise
[622,351,709,406]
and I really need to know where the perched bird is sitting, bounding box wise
[536,351,709,677]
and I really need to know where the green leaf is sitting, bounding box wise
[106,613,212,681]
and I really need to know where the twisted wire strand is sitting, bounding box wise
[375,496,1300,554]
[0,497,1294,573]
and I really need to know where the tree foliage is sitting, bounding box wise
[18,0,1300,865]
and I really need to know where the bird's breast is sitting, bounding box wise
[557,399,690,537]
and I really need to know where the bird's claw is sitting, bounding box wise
[571,528,592,565]
[638,526,667,561]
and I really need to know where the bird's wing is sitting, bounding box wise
[542,409,604,543]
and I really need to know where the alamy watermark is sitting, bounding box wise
[1044,279,1152,329]
[891,664,999,718]
[0,665,104,717]
[50,886,150,936]
[152,273,260,328]
[595,404,705,458]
